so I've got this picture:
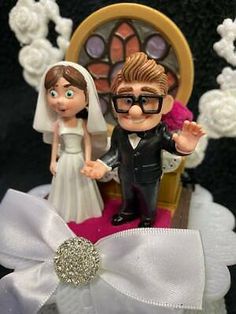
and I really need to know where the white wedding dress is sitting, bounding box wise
[48,119,103,223]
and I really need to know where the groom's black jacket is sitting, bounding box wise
[100,122,186,219]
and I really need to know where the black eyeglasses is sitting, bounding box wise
[112,94,164,114]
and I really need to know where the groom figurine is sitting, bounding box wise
[82,52,204,227]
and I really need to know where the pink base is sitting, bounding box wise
[68,199,171,243]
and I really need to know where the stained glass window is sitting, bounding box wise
[77,19,179,121]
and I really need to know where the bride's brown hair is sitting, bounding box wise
[45,65,88,119]
[45,65,87,93]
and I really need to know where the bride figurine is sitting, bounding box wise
[33,61,107,223]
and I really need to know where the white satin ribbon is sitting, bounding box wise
[0,189,205,314]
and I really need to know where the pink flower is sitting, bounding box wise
[162,100,193,131]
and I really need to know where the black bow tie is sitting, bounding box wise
[125,128,156,139]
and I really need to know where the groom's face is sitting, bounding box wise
[113,81,173,132]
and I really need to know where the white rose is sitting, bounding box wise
[217,67,236,90]
[19,38,62,88]
[9,0,48,44]
[55,18,73,39]
[185,135,208,168]
[198,89,236,138]
[213,18,236,66]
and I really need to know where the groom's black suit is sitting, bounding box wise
[101,122,186,222]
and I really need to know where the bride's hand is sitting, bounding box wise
[50,161,57,176]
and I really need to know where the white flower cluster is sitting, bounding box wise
[198,89,236,139]
[197,18,236,141]
[9,0,72,90]
[213,18,236,66]
[186,18,236,167]
[216,67,236,90]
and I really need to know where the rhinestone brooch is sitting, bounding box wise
[54,237,100,286]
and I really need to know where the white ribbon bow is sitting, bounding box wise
[0,189,205,314]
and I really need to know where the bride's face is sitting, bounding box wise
[46,77,87,118]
